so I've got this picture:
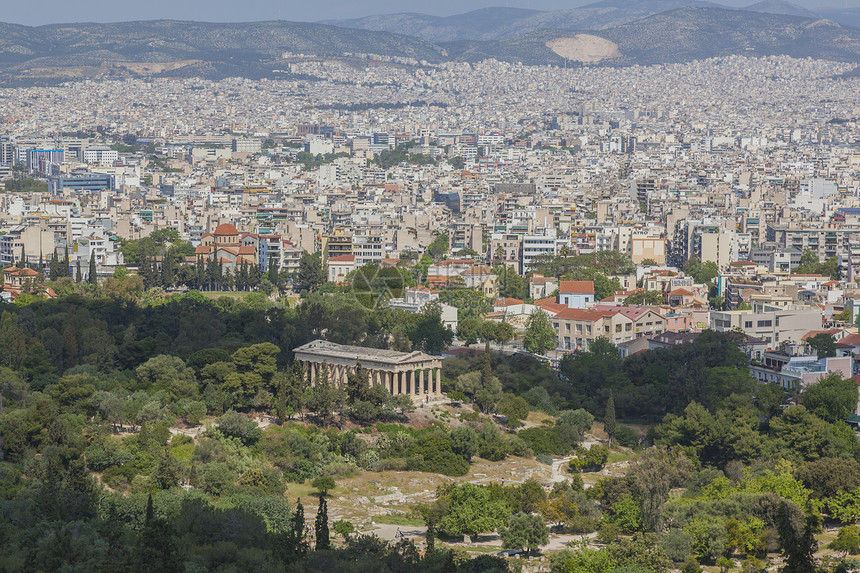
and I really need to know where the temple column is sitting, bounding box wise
[419,368,425,396]
[388,371,395,395]
[435,367,441,395]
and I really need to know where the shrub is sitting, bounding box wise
[171,434,193,447]
[536,453,553,465]
[312,475,336,495]
[497,394,530,427]
[101,466,129,491]
[569,445,609,472]
[199,462,235,495]
[614,425,638,448]
[597,522,621,544]
[217,410,262,445]
[662,529,693,562]
[448,390,467,403]
[518,426,570,456]
[504,435,532,457]
[333,520,355,539]
[567,515,600,534]
[377,458,410,471]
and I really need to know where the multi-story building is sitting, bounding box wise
[232,138,262,153]
[82,147,119,164]
[27,149,64,175]
[352,234,384,265]
[521,227,566,274]
[321,229,353,262]
[710,307,821,347]
[767,223,860,262]
[552,308,636,351]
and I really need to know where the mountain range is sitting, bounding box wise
[2,1,860,85]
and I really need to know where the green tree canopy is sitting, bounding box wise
[499,512,549,556]
[438,483,512,541]
[523,308,555,355]
[802,373,858,423]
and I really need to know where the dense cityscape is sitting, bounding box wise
[1,10,860,573]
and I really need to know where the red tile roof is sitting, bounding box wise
[213,223,239,236]
[553,308,618,321]
[559,280,594,294]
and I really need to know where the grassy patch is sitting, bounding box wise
[198,291,247,299]
[285,482,319,501]
[372,515,424,527]
[607,450,634,464]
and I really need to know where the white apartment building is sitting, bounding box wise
[83,147,119,164]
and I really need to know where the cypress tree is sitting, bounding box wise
[604,391,616,444]
[75,260,82,283]
[481,340,492,387]
[283,498,308,562]
[50,248,59,280]
[145,493,154,526]
[88,251,97,284]
[315,496,330,550]
[63,245,70,276]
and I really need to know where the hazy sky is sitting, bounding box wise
[2,0,858,26]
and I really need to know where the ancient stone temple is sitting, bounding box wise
[293,339,443,400]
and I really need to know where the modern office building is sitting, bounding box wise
[27,149,64,175]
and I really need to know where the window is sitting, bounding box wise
[625,324,632,331]
[757,320,772,328]
[615,324,622,333]
[744,321,753,328]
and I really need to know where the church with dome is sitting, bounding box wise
[194,223,269,272]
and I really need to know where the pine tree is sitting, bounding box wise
[315,496,330,550]
[88,251,97,285]
[604,391,617,444]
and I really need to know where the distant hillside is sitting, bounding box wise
[2,6,860,86]
[325,1,726,41]
[816,7,860,28]
[445,7,860,66]
[744,0,819,18]
[324,7,541,42]
[485,0,724,38]
[0,19,447,85]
